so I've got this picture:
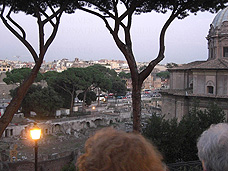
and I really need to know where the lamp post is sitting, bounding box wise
[30,123,41,171]
[92,106,96,114]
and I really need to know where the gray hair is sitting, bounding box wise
[197,123,228,171]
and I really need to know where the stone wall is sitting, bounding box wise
[162,93,228,121]
[0,73,17,99]
[162,94,189,121]
[170,71,185,90]
[193,70,228,96]
[2,113,131,138]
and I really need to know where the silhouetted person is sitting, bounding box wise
[197,123,228,171]
[77,127,165,171]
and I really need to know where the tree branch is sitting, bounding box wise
[0,4,38,62]
[75,3,114,34]
[6,5,26,39]
[56,84,74,96]
[42,7,63,25]
[38,7,55,27]
[112,0,118,17]
[43,11,62,53]
[139,9,181,83]
[83,0,116,19]
[119,0,143,21]
[124,10,133,48]
[43,2,68,55]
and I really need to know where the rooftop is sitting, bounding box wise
[169,58,228,71]
[212,6,228,29]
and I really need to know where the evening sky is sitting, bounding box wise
[0,9,216,64]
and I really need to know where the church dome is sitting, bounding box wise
[211,7,228,29]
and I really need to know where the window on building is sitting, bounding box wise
[5,129,8,137]
[10,129,13,136]
[207,86,214,94]
[189,82,193,89]
[210,48,214,59]
[223,47,228,57]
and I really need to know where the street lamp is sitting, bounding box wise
[92,106,96,115]
[30,123,41,171]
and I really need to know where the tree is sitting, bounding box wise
[166,62,179,68]
[0,0,71,137]
[10,85,63,117]
[156,71,170,80]
[30,87,63,118]
[74,0,226,132]
[3,68,42,85]
[43,70,60,85]
[143,101,226,163]
[178,101,226,161]
[78,91,97,106]
[47,68,89,114]
[10,85,43,117]
[118,71,131,79]
[110,80,127,98]
[87,64,112,106]
[143,114,180,163]
[46,66,112,113]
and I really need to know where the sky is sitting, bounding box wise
[0,7,217,64]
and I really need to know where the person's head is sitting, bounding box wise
[197,123,228,171]
[77,127,164,171]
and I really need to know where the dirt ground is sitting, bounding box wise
[0,127,103,162]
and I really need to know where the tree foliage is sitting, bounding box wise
[118,71,131,79]
[43,71,60,85]
[143,101,226,163]
[156,71,170,79]
[166,63,179,68]
[78,91,97,106]
[0,0,71,137]
[45,65,117,111]
[10,85,63,118]
[3,68,42,85]
[47,68,88,112]
[87,64,112,92]
[110,80,127,97]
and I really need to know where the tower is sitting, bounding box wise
[207,7,228,60]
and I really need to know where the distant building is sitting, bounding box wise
[0,61,12,73]
[142,65,167,90]
[161,7,228,121]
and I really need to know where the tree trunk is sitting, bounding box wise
[70,87,75,115]
[131,77,142,133]
[0,2,65,138]
[82,89,88,113]
[97,88,101,106]
[22,108,31,118]
[0,59,43,137]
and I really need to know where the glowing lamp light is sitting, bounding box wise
[30,126,41,140]
[30,123,41,171]
[92,106,96,110]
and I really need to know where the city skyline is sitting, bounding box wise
[0,8,216,64]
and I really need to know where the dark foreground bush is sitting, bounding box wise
[143,101,226,163]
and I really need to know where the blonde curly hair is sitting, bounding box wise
[77,127,164,171]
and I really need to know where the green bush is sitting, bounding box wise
[143,101,226,163]
[61,162,76,171]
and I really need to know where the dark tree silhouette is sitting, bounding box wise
[74,0,226,132]
[0,0,73,137]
